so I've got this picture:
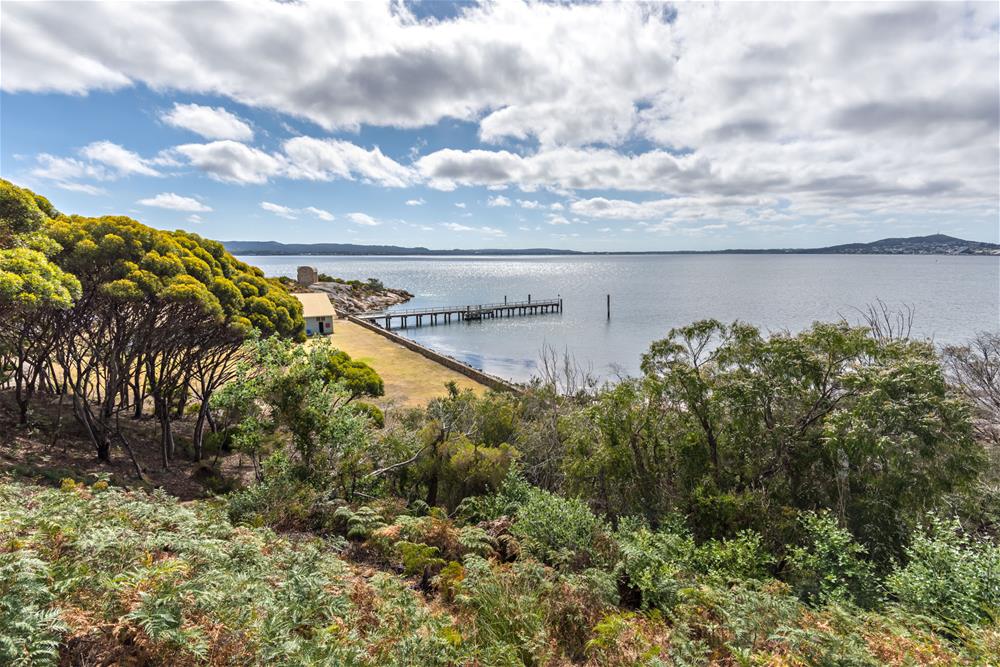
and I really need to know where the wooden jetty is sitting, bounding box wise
[357,296,562,330]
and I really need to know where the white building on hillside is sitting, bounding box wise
[293,293,336,336]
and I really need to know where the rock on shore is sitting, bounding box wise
[308,281,413,314]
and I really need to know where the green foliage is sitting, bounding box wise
[512,488,607,570]
[353,401,385,428]
[337,506,388,540]
[0,481,468,665]
[455,468,533,523]
[561,319,986,569]
[322,348,384,399]
[887,514,1000,625]
[0,550,66,666]
[396,541,447,576]
[453,556,552,665]
[786,511,877,607]
[613,516,693,612]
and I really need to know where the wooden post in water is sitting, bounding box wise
[607,294,611,320]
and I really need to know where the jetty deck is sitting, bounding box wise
[356,297,562,330]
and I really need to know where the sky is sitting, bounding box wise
[1,1,998,252]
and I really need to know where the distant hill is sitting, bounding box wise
[225,234,998,257]
[762,234,999,256]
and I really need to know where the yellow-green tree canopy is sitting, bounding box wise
[0,180,81,313]
[45,213,304,339]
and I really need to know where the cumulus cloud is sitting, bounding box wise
[30,142,162,191]
[161,102,253,140]
[405,198,425,206]
[347,212,380,226]
[4,1,997,236]
[81,141,161,177]
[175,141,283,184]
[487,195,511,207]
[442,222,474,232]
[282,136,414,187]
[138,192,211,212]
[517,199,541,209]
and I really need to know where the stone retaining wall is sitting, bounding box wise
[345,315,524,394]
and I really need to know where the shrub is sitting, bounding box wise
[453,556,553,665]
[692,529,774,582]
[785,511,877,607]
[0,550,66,666]
[613,516,694,612]
[455,468,532,523]
[512,488,606,570]
[353,401,385,428]
[887,514,1000,625]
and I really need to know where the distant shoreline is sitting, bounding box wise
[227,234,999,258]
[234,250,1000,257]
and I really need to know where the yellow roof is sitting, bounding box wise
[293,292,336,318]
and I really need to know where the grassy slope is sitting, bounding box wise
[322,319,487,407]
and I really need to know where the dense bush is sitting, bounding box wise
[887,514,1000,625]
[512,488,608,570]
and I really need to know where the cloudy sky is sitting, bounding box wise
[1,1,997,251]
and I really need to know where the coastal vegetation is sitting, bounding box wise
[1,181,998,665]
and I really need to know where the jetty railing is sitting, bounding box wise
[356,296,562,330]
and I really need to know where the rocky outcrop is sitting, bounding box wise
[308,281,413,314]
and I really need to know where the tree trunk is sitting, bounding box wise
[193,400,210,462]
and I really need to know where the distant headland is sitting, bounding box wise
[225,234,999,257]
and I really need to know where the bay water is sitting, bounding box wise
[243,254,999,383]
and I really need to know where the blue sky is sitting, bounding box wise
[2,1,997,251]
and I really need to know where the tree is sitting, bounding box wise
[0,181,80,424]
[565,319,984,563]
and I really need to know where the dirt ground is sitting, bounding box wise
[0,391,257,500]
[323,319,487,407]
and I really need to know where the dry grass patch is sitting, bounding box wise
[322,319,488,407]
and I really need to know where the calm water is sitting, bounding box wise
[244,255,1000,382]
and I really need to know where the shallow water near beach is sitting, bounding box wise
[245,254,1000,383]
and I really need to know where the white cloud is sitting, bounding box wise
[260,202,334,221]
[138,192,212,212]
[347,212,380,226]
[32,154,108,183]
[3,1,996,237]
[454,202,466,208]
[517,199,541,209]
[441,222,506,237]
[161,102,253,140]
[282,136,414,187]
[547,214,570,225]
[187,214,203,224]
[261,201,298,219]
[81,141,161,176]
[304,206,334,221]
[57,182,106,195]
[487,195,511,207]
[405,198,425,206]
[175,141,283,184]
